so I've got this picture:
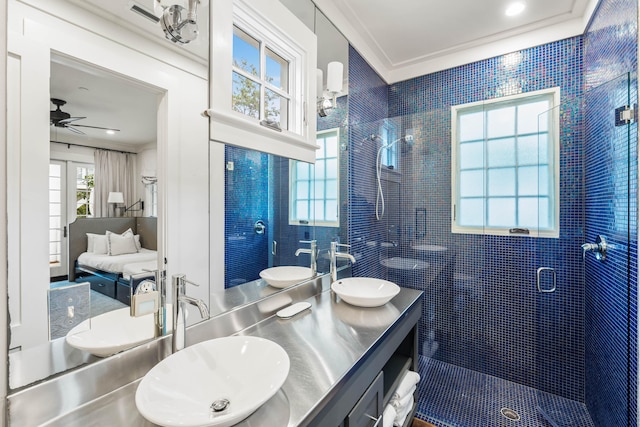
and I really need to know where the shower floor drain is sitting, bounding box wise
[500,408,521,421]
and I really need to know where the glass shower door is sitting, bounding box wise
[534,72,636,426]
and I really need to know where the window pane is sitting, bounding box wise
[459,111,483,141]
[326,179,338,198]
[50,203,61,216]
[296,161,310,179]
[518,135,549,165]
[326,158,338,179]
[50,217,61,229]
[296,201,309,220]
[49,229,60,241]
[518,100,550,134]
[518,166,549,196]
[314,180,325,199]
[488,198,515,226]
[538,197,550,229]
[49,164,61,176]
[296,181,309,199]
[266,47,289,92]
[537,109,552,133]
[487,106,515,138]
[232,72,260,119]
[49,190,60,203]
[460,170,484,197]
[487,137,515,167]
[325,199,338,222]
[313,200,324,220]
[460,142,483,169]
[518,197,539,228]
[233,26,260,77]
[325,135,338,158]
[315,160,326,180]
[49,177,61,190]
[488,168,515,196]
[459,198,484,226]
[264,88,289,130]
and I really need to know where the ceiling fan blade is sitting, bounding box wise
[64,125,86,135]
[58,116,86,125]
[70,124,120,132]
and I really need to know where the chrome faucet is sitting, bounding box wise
[172,274,210,353]
[330,241,356,282]
[295,239,318,276]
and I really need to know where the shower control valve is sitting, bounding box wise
[581,235,607,261]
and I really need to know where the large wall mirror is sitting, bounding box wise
[7,0,210,389]
[6,0,349,392]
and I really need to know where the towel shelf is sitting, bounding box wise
[382,354,413,407]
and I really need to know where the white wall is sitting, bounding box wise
[7,0,210,352]
[1,0,9,421]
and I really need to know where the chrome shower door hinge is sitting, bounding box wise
[615,104,636,126]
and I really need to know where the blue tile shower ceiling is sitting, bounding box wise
[224,145,271,288]
[583,0,638,424]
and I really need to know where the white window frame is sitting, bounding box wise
[451,87,560,238]
[289,128,340,227]
[210,0,317,163]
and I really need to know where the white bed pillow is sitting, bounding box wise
[92,235,108,255]
[107,231,138,256]
[134,234,142,251]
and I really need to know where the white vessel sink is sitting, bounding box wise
[380,257,429,271]
[259,266,313,288]
[411,244,448,252]
[66,305,172,357]
[135,336,290,427]
[331,277,401,307]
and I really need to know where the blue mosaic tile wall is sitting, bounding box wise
[224,145,271,288]
[583,0,638,424]
[349,39,587,400]
[348,46,390,280]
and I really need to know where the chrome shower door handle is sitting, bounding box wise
[536,267,556,293]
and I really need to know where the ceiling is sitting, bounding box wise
[314,0,599,83]
[55,0,600,144]
[50,57,159,151]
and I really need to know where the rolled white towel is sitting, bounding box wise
[383,404,396,427]
[392,371,420,400]
[393,396,414,427]
[390,385,415,411]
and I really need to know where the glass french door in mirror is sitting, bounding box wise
[49,161,95,280]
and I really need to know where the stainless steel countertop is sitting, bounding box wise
[41,287,422,427]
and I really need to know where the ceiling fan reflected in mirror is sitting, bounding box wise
[50,98,120,135]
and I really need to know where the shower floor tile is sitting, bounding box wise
[415,356,595,427]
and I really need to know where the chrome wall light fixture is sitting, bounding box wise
[317,61,344,117]
[158,0,200,44]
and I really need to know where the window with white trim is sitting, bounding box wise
[232,25,291,130]
[290,128,339,227]
[209,0,317,163]
[452,87,560,237]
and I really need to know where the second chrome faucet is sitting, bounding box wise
[172,274,210,353]
[330,241,356,282]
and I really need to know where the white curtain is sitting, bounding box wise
[93,149,136,217]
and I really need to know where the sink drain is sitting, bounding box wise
[500,407,521,421]
[211,398,230,412]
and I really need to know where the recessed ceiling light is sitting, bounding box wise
[505,2,526,16]
[106,130,116,135]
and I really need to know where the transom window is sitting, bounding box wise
[451,88,560,237]
[232,25,291,130]
[290,128,340,227]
